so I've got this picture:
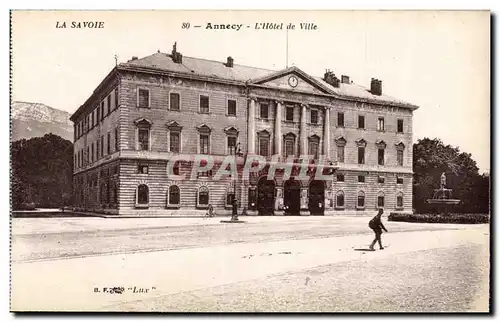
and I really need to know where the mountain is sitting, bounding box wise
[11,101,73,142]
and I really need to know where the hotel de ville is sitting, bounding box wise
[70,44,418,217]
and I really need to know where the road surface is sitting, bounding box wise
[10,216,490,312]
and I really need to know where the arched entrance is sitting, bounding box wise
[308,180,325,216]
[284,179,301,215]
[257,177,275,216]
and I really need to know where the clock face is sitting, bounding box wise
[288,75,299,88]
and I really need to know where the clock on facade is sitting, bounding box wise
[288,75,299,88]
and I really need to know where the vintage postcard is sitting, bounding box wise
[10,10,491,312]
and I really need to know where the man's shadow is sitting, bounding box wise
[354,248,375,252]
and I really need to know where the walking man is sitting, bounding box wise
[369,209,388,250]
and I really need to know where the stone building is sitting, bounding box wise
[70,44,418,216]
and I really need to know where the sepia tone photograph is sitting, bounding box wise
[9,10,491,312]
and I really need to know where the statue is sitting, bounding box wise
[440,172,446,189]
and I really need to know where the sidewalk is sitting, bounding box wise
[11,225,489,311]
[11,215,475,236]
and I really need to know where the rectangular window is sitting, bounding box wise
[397,195,404,208]
[96,140,100,159]
[138,129,149,151]
[100,136,104,156]
[170,93,180,111]
[115,127,119,152]
[227,99,236,116]
[107,95,111,115]
[200,134,210,154]
[358,147,365,164]
[260,103,269,119]
[337,174,345,182]
[358,195,365,208]
[378,176,385,184]
[91,142,94,162]
[358,175,365,183]
[378,196,385,208]
[114,88,119,110]
[96,107,100,124]
[310,110,318,124]
[226,193,235,206]
[377,117,385,131]
[397,119,404,133]
[285,139,294,157]
[337,146,345,163]
[138,164,149,174]
[397,150,404,166]
[259,137,269,157]
[170,132,180,153]
[138,88,150,108]
[107,132,111,154]
[91,111,94,128]
[286,106,294,121]
[358,115,365,129]
[309,142,319,159]
[227,136,237,155]
[86,147,89,165]
[397,177,404,184]
[100,101,105,120]
[378,149,385,165]
[337,112,344,127]
[200,95,209,114]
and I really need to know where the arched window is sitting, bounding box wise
[377,191,385,208]
[335,190,345,209]
[357,191,365,209]
[198,186,209,207]
[396,192,404,209]
[137,184,149,205]
[169,185,180,206]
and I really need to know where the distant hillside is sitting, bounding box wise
[11,101,73,141]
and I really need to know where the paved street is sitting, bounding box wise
[10,215,490,312]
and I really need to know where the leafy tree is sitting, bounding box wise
[11,134,73,209]
[413,138,489,213]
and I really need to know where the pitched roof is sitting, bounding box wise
[121,52,417,109]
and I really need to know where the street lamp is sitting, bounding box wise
[231,142,244,221]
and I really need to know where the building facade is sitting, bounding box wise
[70,44,418,216]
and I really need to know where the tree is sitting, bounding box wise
[413,138,490,213]
[11,134,73,209]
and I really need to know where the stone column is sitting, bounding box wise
[323,106,331,159]
[300,104,308,155]
[248,98,256,155]
[274,100,283,156]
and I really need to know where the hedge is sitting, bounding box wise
[388,212,489,224]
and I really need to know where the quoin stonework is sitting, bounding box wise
[70,43,418,216]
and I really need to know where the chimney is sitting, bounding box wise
[323,69,340,88]
[225,56,234,68]
[370,78,382,96]
[131,56,138,61]
[171,41,183,64]
[341,75,350,84]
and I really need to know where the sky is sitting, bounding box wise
[11,10,490,172]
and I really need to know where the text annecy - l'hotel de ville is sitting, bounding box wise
[70,44,418,217]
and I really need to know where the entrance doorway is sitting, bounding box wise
[257,177,275,216]
[308,180,325,216]
[284,179,301,215]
